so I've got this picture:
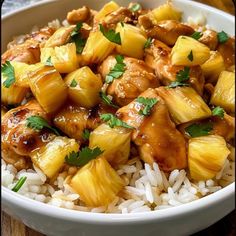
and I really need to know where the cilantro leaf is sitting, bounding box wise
[65,147,103,167]
[12,176,27,192]
[190,31,202,40]
[99,24,121,45]
[136,97,158,116]
[100,113,134,129]
[212,106,225,119]
[105,55,126,83]
[187,50,193,61]
[185,123,213,138]
[217,31,229,44]
[144,37,152,49]
[26,115,60,135]
[70,79,77,87]
[168,66,190,88]
[99,91,119,108]
[45,56,53,66]
[82,129,90,140]
[129,3,141,12]
[2,61,15,88]
[70,22,86,54]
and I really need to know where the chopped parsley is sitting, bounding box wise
[129,3,141,12]
[105,55,126,84]
[136,97,158,116]
[99,24,121,45]
[99,91,119,108]
[2,61,15,88]
[144,37,152,49]
[70,22,86,54]
[70,79,77,87]
[168,66,190,88]
[65,147,103,167]
[185,123,213,138]
[82,129,90,140]
[212,106,225,119]
[217,31,229,44]
[45,56,53,66]
[12,176,27,192]
[190,31,202,40]
[100,113,134,129]
[187,50,193,61]
[26,115,60,135]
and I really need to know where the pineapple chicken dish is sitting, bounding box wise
[1,1,235,213]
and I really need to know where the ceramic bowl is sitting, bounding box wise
[1,0,235,235]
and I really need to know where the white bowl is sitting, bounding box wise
[1,1,235,236]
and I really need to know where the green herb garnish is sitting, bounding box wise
[212,106,225,119]
[190,31,202,40]
[99,91,119,108]
[2,61,15,88]
[185,123,213,138]
[82,129,90,141]
[144,37,152,49]
[129,3,141,12]
[100,113,134,129]
[187,50,193,61]
[168,66,190,88]
[70,22,86,54]
[65,147,103,167]
[45,57,53,66]
[217,31,229,44]
[26,115,60,135]
[99,24,121,45]
[136,97,158,116]
[12,177,27,192]
[105,55,126,83]
[70,79,77,87]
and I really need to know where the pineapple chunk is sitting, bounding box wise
[41,43,78,73]
[151,2,182,23]
[28,64,67,113]
[210,71,235,113]
[82,31,116,64]
[188,135,230,180]
[70,157,124,207]
[201,51,225,84]
[116,23,147,59]
[171,36,210,66]
[89,124,131,165]
[95,1,119,21]
[30,136,79,178]
[157,86,211,124]
[65,66,102,108]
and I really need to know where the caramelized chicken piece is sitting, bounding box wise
[217,37,235,69]
[138,14,154,30]
[116,88,187,171]
[67,6,91,24]
[1,100,55,156]
[199,29,218,50]
[146,20,194,46]
[98,55,159,106]
[145,40,205,95]
[2,27,55,64]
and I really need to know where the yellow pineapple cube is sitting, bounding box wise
[95,1,120,21]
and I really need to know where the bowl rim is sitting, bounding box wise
[1,0,235,224]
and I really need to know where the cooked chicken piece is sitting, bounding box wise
[67,6,91,24]
[2,27,55,64]
[217,37,235,69]
[116,88,187,171]
[146,20,194,46]
[145,40,205,95]
[198,29,218,50]
[1,100,55,156]
[138,14,154,30]
[98,55,159,106]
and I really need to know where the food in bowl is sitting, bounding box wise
[1,0,235,214]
